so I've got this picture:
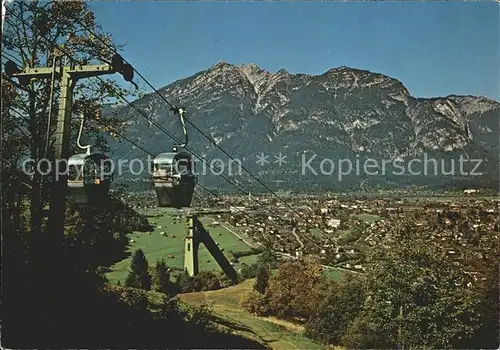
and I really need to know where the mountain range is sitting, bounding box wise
[103,61,499,192]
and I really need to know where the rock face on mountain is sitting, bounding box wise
[106,62,499,191]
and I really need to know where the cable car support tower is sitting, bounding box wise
[151,108,237,283]
[5,54,136,241]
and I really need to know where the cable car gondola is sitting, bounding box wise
[152,146,196,208]
[67,114,113,204]
[68,150,113,204]
[152,107,197,208]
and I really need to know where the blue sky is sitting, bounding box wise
[89,1,499,100]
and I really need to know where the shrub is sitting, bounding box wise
[240,290,271,316]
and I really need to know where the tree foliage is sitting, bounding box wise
[305,275,366,344]
[242,257,329,319]
[339,223,483,349]
[125,249,152,290]
[252,248,275,294]
[151,258,173,295]
[253,264,270,294]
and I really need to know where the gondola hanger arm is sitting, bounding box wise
[171,105,189,148]
[76,113,91,155]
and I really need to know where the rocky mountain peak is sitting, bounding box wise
[446,94,500,116]
[275,68,289,75]
[212,60,229,69]
[108,61,499,190]
[239,63,268,86]
[320,65,411,98]
[239,62,261,71]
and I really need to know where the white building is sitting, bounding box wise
[327,219,341,228]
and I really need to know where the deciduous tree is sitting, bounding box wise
[266,257,329,319]
[2,0,140,236]
[305,275,365,344]
[342,223,481,349]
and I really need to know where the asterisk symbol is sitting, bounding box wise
[274,152,287,166]
[256,152,269,166]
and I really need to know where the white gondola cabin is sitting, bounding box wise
[152,147,196,208]
[68,152,113,204]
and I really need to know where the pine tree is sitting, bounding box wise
[253,264,269,294]
[153,258,171,295]
[252,247,277,294]
[125,249,151,290]
[257,247,277,270]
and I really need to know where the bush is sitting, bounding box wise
[240,290,271,316]
[340,315,391,349]
[253,264,269,294]
[174,271,225,293]
[185,302,215,332]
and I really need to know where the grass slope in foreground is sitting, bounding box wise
[179,279,325,350]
